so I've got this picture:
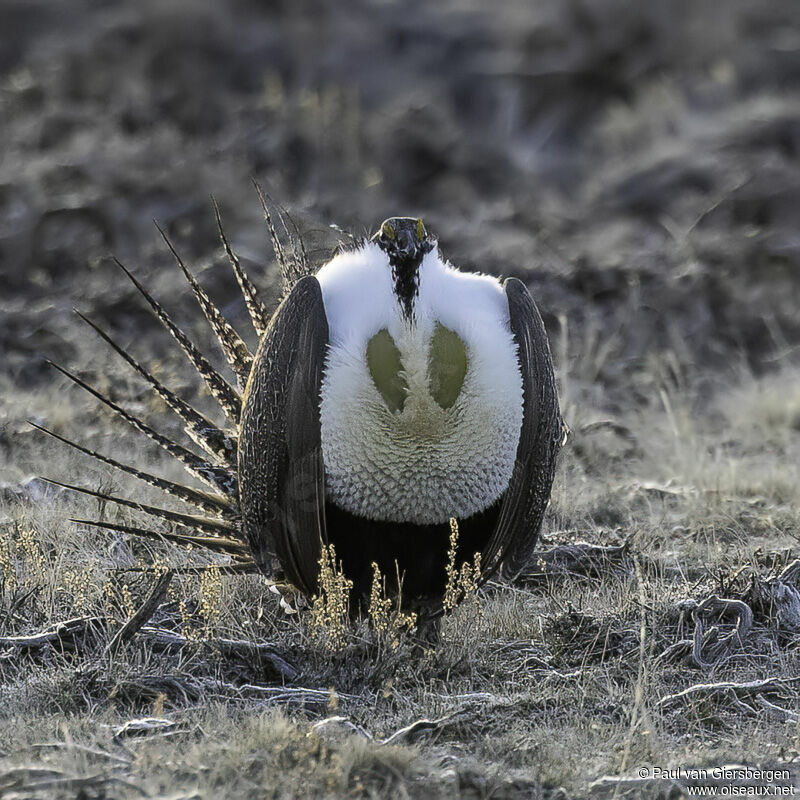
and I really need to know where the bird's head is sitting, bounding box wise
[372,217,436,317]
[372,217,435,265]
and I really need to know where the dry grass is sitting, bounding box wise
[3,351,800,798]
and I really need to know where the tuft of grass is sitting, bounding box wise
[442,517,482,615]
[199,563,224,631]
[309,543,353,651]
[366,561,417,646]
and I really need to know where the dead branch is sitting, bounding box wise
[26,742,132,765]
[754,693,800,723]
[0,767,72,792]
[202,680,356,706]
[0,767,147,798]
[309,716,372,740]
[778,558,800,584]
[588,775,679,797]
[115,674,356,709]
[18,774,149,797]
[590,759,791,797]
[659,676,800,709]
[687,595,752,668]
[112,717,180,741]
[655,638,694,664]
[211,636,299,680]
[577,419,637,443]
[138,627,298,681]
[105,570,174,656]
[0,616,107,651]
[380,711,467,746]
[660,595,753,668]
[746,557,800,632]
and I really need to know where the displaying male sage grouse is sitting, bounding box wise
[39,206,564,613]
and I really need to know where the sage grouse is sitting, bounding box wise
[39,206,563,610]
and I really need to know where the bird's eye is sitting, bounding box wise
[416,218,426,240]
[381,221,395,240]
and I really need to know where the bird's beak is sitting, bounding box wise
[394,228,418,259]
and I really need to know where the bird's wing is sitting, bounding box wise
[482,277,563,580]
[238,275,329,595]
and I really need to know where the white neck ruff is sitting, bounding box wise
[315,243,523,525]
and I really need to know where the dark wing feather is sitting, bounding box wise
[482,278,563,580]
[238,275,329,595]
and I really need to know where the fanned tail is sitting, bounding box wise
[40,199,298,570]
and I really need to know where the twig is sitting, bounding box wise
[659,677,800,709]
[112,717,180,741]
[672,595,753,668]
[589,775,678,795]
[210,636,298,681]
[655,638,693,664]
[380,711,466,746]
[137,627,298,681]
[120,676,356,708]
[517,541,635,586]
[0,767,72,789]
[205,681,356,705]
[27,742,132,765]
[0,617,106,650]
[105,570,174,656]
[746,558,800,632]
[19,774,149,797]
[754,693,800,723]
[778,558,800,585]
[309,717,372,740]
[578,419,637,444]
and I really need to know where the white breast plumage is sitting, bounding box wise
[315,242,523,525]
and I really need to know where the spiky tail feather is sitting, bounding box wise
[253,180,311,291]
[112,257,242,423]
[38,201,288,566]
[155,222,254,388]
[30,422,232,518]
[212,196,271,338]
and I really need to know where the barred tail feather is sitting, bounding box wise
[48,361,237,496]
[71,518,249,559]
[253,180,290,285]
[30,423,234,518]
[272,194,310,277]
[254,182,312,292]
[75,311,237,465]
[113,258,241,422]
[212,197,271,338]
[155,222,254,388]
[44,478,236,536]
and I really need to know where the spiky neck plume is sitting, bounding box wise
[372,217,435,319]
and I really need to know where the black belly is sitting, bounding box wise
[324,497,503,605]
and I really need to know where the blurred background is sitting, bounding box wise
[0,0,798,408]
